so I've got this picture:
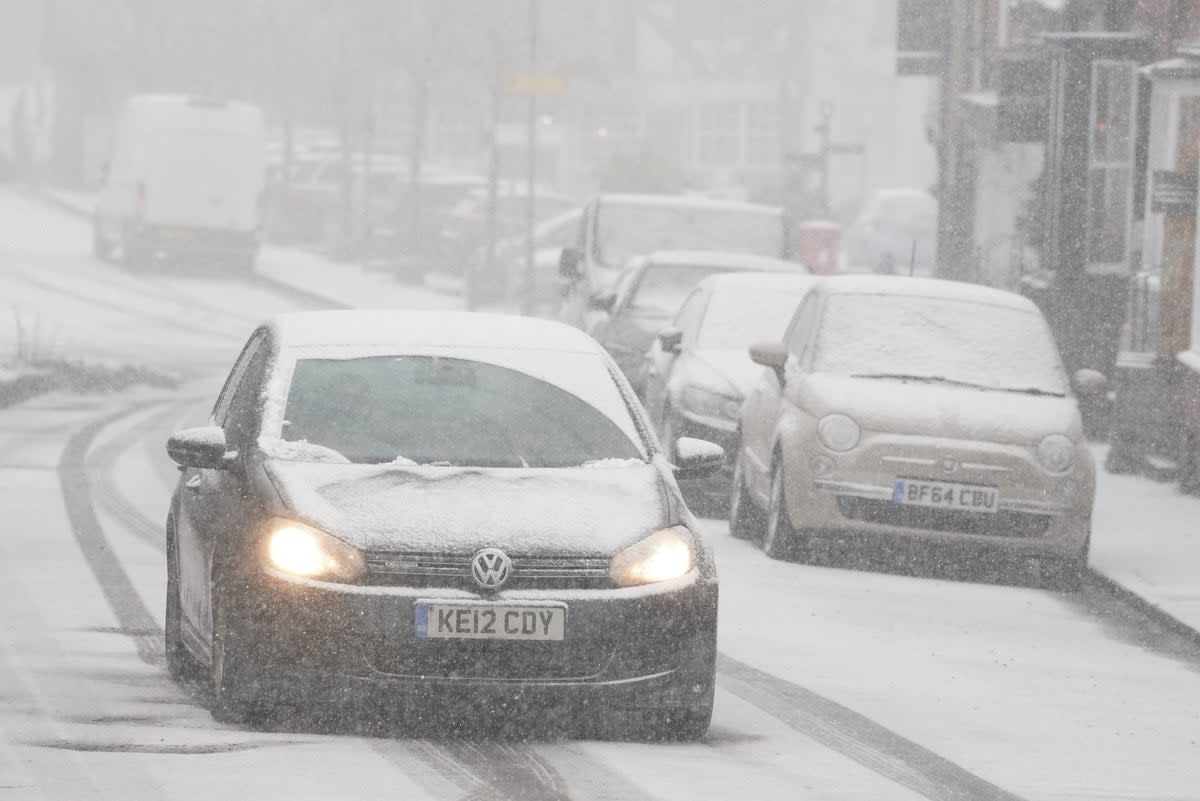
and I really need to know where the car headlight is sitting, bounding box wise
[817,414,861,452]
[1037,434,1075,473]
[609,525,695,587]
[681,386,742,420]
[262,517,366,582]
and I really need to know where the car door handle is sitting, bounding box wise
[185,475,202,491]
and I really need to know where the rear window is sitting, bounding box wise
[272,355,645,467]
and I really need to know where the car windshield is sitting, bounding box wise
[814,294,1069,394]
[595,203,784,267]
[697,286,810,349]
[631,264,729,312]
[272,354,645,467]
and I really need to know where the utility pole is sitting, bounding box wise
[521,0,539,316]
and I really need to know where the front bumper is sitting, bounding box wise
[240,569,718,710]
[782,433,1094,559]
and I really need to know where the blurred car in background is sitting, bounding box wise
[440,185,574,274]
[843,188,937,275]
[729,276,1105,589]
[469,207,581,309]
[589,251,809,391]
[557,194,791,329]
[642,272,817,513]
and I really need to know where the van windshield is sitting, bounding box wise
[595,202,784,268]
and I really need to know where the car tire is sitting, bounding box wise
[123,232,151,271]
[209,573,271,725]
[763,458,806,561]
[92,223,114,262]
[165,515,204,683]
[728,449,763,540]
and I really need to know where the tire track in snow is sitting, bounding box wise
[58,399,170,666]
[717,653,1027,801]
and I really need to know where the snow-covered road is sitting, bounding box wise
[2,189,1199,801]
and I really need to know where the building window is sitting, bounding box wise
[1085,60,1136,269]
[744,103,780,166]
[696,103,742,166]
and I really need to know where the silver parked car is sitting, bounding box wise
[729,276,1106,588]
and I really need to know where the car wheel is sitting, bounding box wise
[92,223,114,262]
[763,458,806,561]
[728,450,763,540]
[122,232,151,271]
[165,516,204,683]
[209,574,270,725]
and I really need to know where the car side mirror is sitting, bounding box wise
[750,340,790,382]
[657,326,683,354]
[559,247,583,279]
[1072,368,1108,397]
[589,289,617,312]
[167,426,232,470]
[673,437,725,480]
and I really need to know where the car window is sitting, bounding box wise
[630,264,727,313]
[212,332,265,426]
[274,355,645,467]
[223,346,270,450]
[674,289,708,341]
[783,295,819,360]
[698,286,809,350]
[814,294,1069,394]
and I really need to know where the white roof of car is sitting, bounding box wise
[268,311,605,354]
[598,193,782,216]
[820,276,1037,311]
[700,272,819,293]
[644,250,806,272]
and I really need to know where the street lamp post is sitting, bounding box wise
[521,0,539,316]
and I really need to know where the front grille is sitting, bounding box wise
[364,639,615,680]
[836,497,1052,538]
[363,552,613,590]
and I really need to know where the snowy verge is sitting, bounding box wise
[0,361,176,410]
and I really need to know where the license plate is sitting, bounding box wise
[892,478,999,514]
[414,603,566,641]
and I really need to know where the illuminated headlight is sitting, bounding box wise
[681,386,742,420]
[817,414,861,452]
[262,518,366,582]
[609,525,695,587]
[1037,434,1075,474]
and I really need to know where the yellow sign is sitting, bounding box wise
[504,73,567,95]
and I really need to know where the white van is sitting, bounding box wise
[93,95,266,269]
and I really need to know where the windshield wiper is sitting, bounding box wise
[851,373,988,389]
[852,373,1066,397]
[988,386,1066,397]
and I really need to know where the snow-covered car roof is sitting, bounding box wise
[267,310,605,353]
[643,250,807,272]
[698,271,819,293]
[597,193,783,216]
[819,275,1037,311]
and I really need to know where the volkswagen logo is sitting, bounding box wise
[941,456,958,473]
[471,548,512,590]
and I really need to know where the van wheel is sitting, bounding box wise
[123,234,152,271]
[92,224,114,262]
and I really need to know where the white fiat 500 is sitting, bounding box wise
[730,276,1105,588]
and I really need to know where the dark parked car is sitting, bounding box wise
[588,250,809,393]
[641,272,817,512]
[164,311,722,738]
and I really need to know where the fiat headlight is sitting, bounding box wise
[681,386,742,421]
[1037,434,1075,474]
[817,414,861,452]
[262,518,366,582]
[609,525,695,587]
